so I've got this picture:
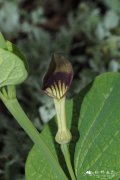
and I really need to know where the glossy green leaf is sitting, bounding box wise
[75,72,120,179]
[6,41,29,72]
[25,100,73,180]
[0,32,7,49]
[0,48,28,88]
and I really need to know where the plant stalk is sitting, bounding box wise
[61,144,76,180]
[2,97,68,180]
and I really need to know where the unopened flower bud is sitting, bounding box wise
[42,53,73,99]
[42,54,73,144]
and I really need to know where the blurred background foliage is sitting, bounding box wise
[0,0,120,179]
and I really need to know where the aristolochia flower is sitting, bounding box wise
[42,54,73,100]
[42,54,73,144]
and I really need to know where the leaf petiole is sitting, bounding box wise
[1,91,68,180]
[61,144,76,180]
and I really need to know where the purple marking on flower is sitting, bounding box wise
[42,72,73,90]
[42,53,73,98]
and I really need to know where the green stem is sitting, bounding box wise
[2,98,68,180]
[61,144,76,180]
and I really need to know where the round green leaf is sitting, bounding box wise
[6,41,29,72]
[0,48,28,88]
[75,72,120,179]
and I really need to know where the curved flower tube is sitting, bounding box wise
[42,54,73,144]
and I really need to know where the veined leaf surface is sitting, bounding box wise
[75,72,120,179]
[0,48,28,88]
